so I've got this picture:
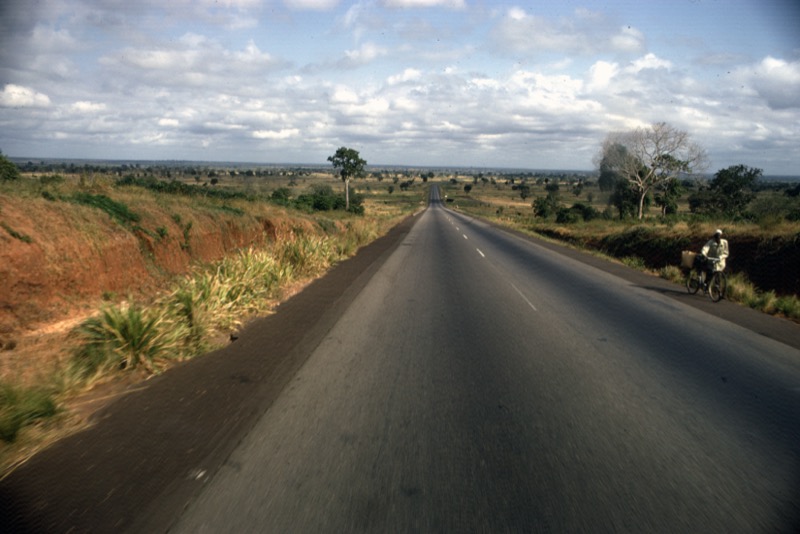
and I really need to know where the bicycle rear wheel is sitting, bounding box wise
[686,270,701,294]
[708,271,727,302]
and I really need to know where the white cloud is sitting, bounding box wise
[628,53,672,73]
[0,0,796,173]
[383,0,465,8]
[342,42,388,67]
[745,56,800,110]
[331,86,360,104]
[99,33,286,89]
[492,8,645,56]
[253,128,300,139]
[283,0,340,10]
[71,101,107,113]
[586,61,619,91]
[387,68,422,84]
[0,84,51,108]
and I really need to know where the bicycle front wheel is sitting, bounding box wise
[708,272,727,302]
[686,270,701,294]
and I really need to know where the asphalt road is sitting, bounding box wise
[2,186,799,533]
[170,186,800,533]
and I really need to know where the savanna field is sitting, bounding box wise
[1,158,799,475]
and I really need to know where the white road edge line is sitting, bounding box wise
[510,282,538,312]
[476,248,485,257]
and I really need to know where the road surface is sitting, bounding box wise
[170,186,800,532]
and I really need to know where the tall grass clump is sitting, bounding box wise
[0,383,58,443]
[724,272,800,321]
[165,246,292,335]
[336,219,380,257]
[659,264,683,283]
[274,234,336,276]
[69,302,184,384]
[65,223,380,388]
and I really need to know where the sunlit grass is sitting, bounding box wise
[68,302,185,384]
[1,169,421,469]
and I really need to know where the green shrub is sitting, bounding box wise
[270,187,292,205]
[71,303,180,377]
[0,153,20,182]
[70,192,140,225]
[0,383,57,442]
[39,174,65,186]
[116,175,253,201]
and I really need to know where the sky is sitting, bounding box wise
[0,0,798,174]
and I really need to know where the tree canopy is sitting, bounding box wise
[0,152,20,182]
[689,164,761,218]
[327,146,366,211]
[597,122,707,219]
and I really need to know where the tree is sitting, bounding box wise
[0,151,21,182]
[689,164,760,218]
[327,146,366,211]
[608,178,641,219]
[597,143,626,191]
[597,122,707,219]
[654,177,684,216]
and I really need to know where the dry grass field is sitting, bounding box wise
[0,167,427,474]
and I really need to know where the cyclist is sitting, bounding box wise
[699,229,729,285]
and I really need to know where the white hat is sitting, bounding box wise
[714,229,723,235]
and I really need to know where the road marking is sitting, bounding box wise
[463,234,468,240]
[476,248,485,257]
[510,282,538,312]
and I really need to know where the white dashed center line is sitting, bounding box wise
[510,282,538,312]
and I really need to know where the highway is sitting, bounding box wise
[170,186,800,532]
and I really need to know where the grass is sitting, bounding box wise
[448,180,800,322]
[0,383,58,443]
[69,302,184,381]
[1,222,33,243]
[62,219,401,392]
[69,192,141,226]
[0,169,421,465]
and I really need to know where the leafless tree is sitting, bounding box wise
[597,122,708,219]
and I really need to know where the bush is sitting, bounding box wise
[533,195,559,218]
[39,174,65,186]
[71,303,181,377]
[0,153,20,182]
[117,175,253,201]
[555,207,581,224]
[270,187,292,205]
[558,202,600,223]
[0,383,57,442]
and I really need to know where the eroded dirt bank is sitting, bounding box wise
[0,191,316,369]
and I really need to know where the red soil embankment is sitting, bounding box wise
[0,195,284,338]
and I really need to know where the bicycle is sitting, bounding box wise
[686,256,727,302]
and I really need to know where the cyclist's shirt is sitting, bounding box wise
[701,238,729,272]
